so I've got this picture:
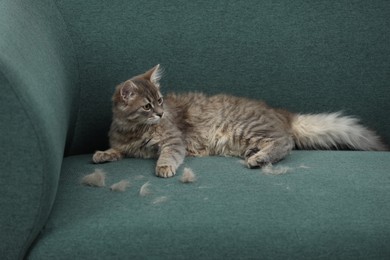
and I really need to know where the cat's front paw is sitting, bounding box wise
[156,165,176,178]
[92,149,122,163]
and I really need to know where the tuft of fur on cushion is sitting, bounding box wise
[139,182,151,196]
[180,167,197,183]
[110,180,131,192]
[81,169,106,187]
[152,196,168,204]
[262,164,293,175]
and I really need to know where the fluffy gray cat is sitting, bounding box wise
[93,65,387,177]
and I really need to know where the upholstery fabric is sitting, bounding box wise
[28,152,390,259]
[0,0,77,258]
[0,0,389,259]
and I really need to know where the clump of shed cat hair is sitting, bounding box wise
[81,169,106,187]
[110,180,131,192]
[139,182,152,196]
[152,196,168,205]
[298,164,310,169]
[262,164,293,175]
[180,167,197,183]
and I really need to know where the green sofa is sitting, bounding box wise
[1,0,389,259]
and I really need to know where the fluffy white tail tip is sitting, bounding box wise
[292,113,387,151]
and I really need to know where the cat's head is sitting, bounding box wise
[113,65,164,125]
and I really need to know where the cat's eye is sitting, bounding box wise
[143,103,152,111]
[158,97,163,105]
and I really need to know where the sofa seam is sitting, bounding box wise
[53,0,82,156]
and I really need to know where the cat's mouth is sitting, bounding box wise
[147,115,163,124]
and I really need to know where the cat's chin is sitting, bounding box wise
[146,117,161,125]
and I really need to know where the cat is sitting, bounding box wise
[92,65,387,178]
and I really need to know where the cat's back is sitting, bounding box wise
[165,92,272,123]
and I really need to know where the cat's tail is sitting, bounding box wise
[291,112,388,151]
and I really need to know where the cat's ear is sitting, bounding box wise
[142,64,163,87]
[119,80,138,101]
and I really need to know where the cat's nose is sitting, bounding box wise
[157,112,164,118]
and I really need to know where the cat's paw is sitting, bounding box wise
[246,153,270,168]
[92,149,122,164]
[156,165,176,178]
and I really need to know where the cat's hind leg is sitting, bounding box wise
[92,148,123,163]
[245,137,294,168]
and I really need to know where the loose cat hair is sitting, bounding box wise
[110,179,131,192]
[180,167,197,183]
[81,169,106,187]
[93,65,388,178]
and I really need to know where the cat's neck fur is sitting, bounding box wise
[111,116,154,136]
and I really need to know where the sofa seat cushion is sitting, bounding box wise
[28,151,390,259]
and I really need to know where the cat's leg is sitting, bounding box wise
[245,137,294,168]
[156,143,186,178]
[92,148,123,163]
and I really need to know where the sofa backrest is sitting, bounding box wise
[0,0,78,258]
[57,0,390,155]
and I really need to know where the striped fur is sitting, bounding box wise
[93,65,387,178]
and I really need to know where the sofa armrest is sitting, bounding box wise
[0,0,78,258]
